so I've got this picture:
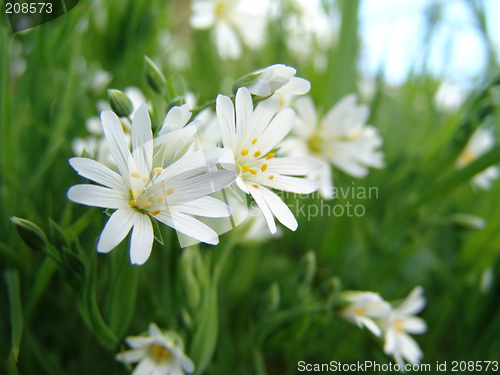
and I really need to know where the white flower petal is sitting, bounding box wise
[395,286,426,315]
[176,196,231,218]
[216,94,236,150]
[294,95,317,135]
[130,214,154,265]
[69,157,128,193]
[266,157,322,175]
[384,329,396,355]
[258,186,297,231]
[248,185,276,234]
[190,1,215,29]
[101,110,133,182]
[148,323,164,342]
[67,184,126,209]
[357,316,382,337]
[277,77,311,95]
[254,174,320,194]
[131,104,153,153]
[248,108,295,156]
[97,208,138,254]
[168,170,237,203]
[235,87,254,149]
[402,316,427,334]
[155,211,219,245]
[125,336,155,349]
[399,332,423,365]
[115,348,147,364]
[214,21,241,60]
[250,95,280,137]
[132,357,156,375]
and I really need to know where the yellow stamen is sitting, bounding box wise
[131,172,141,179]
[241,149,249,156]
[142,201,152,208]
[157,196,164,204]
[254,151,261,157]
[261,164,268,172]
[249,169,257,175]
[266,153,275,160]
[142,176,149,183]
[128,200,136,207]
[130,189,137,197]
[252,138,258,145]
[166,188,175,196]
[154,167,164,174]
[269,175,274,180]
[159,183,164,188]
[151,210,161,216]
[252,184,259,188]
[242,165,250,172]
[461,151,475,165]
[151,344,173,363]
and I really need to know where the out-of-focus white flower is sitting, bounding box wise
[68,104,236,264]
[216,87,321,233]
[116,323,195,375]
[434,81,466,113]
[189,0,268,60]
[450,213,486,230]
[73,87,148,169]
[244,64,311,98]
[10,40,27,80]
[282,0,338,59]
[281,94,384,199]
[457,128,499,190]
[90,69,113,94]
[382,286,427,368]
[338,291,391,337]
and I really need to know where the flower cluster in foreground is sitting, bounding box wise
[339,286,427,368]
[116,323,194,375]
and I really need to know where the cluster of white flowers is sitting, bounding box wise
[339,286,427,369]
[188,0,337,62]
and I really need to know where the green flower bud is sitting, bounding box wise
[297,251,316,286]
[451,213,486,230]
[258,282,280,316]
[107,89,133,118]
[11,217,49,252]
[231,70,263,95]
[144,56,167,94]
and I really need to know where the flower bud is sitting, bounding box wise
[11,217,49,252]
[108,89,133,118]
[232,71,262,96]
[144,56,167,94]
[257,282,280,316]
[297,251,316,286]
[451,213,486,230]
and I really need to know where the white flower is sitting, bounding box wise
[382,286,427,368]
[189,0,268,60]
[281,94,384,199]
[338,291,391,337]
[116,323,194,375]
[457,128,499,190]
[73,87,147,169]
[216,87,321,233]
[246,64,311,97]
[68,104,236,265]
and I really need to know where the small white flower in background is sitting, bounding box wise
[189,0,268,60]
[216,87,321,234]
[382,286,427,368]
[457,127,499,190]
[245,64,311,98]
[116,323,194,375]
[73,87,147,169]
[338,291,391,337]
[90,69,113,94]
[68,104,237,264]
[434,81,466,113]
[281,94,384,199]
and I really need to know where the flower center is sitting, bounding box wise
[461,151,475,166]
[393,318,405,333]
[215,0,229,18]
[128,169,174,216]
[151,344,173,363]
[307,133,324,154]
